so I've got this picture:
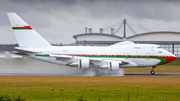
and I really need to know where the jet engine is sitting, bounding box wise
[78,60,90,68]
[107,61,119,71]
[100,61,120,71]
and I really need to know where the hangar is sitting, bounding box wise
[73,19,180,57]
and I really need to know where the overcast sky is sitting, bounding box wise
[1,0,180,44]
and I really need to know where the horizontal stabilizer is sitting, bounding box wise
[4,51,12,58]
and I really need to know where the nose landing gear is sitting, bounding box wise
[150,66,156,75]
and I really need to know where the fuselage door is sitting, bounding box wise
[48,51,52,58]
[124,52,129,60]
[146,53,150,60]
[151,46,154,51]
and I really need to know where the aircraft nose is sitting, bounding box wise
[160,54,176,65]
[169,55,177,61]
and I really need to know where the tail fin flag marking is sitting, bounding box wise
[12,26,33,30]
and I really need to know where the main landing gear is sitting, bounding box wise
[150,66,156,75]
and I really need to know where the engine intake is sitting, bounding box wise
[108,61,119,71]
[78,60,89,68]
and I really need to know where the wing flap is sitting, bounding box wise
[50,54,73,59]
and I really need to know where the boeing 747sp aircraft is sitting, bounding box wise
[7,13,176,75]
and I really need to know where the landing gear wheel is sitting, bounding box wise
[151,66,156,75]
[150,70,155,75]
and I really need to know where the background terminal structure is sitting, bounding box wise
[73,19,180,57]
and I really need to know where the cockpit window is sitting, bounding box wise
[157,47,162,49]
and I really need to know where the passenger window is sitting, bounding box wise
[134,47,140,49]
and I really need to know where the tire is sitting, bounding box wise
[150,70,155,75]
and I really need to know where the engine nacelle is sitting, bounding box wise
[107,61,119,71]
[78,60,90,68]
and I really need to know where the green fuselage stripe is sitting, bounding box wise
[35,55,49,57]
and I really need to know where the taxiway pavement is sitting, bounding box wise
[0,73,180,77]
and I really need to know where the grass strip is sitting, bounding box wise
[0,76,179,101]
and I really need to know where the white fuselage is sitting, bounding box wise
[20,43,176,68]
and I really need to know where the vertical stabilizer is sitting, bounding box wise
[7,13,51,48]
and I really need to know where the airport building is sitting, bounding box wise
[73,19,180,57]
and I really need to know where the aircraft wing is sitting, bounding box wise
[50,54,122,62]
[50,54,103,61]
[50,54,130,66]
